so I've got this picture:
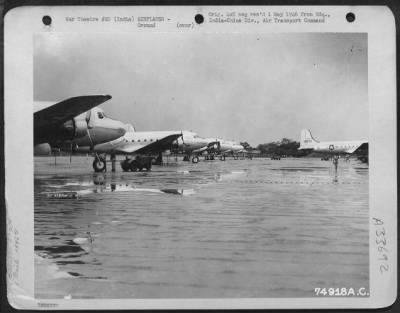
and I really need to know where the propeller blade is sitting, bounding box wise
[181,131,185,145]
[85,114,95,151]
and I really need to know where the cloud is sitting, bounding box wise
[34,33,367,145]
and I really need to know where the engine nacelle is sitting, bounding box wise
[73,119,89,138]
[59,118,88,140]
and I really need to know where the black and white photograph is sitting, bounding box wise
[4,5,396,310]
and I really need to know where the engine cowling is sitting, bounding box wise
[73,119,89,138]
[58,118,88,140]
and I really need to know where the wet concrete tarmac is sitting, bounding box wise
[34,156,369,298]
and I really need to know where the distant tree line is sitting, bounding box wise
[241,138,308,157]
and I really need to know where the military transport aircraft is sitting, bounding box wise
[298,129,368,162]
[74,124,186,171]
[215,140,245,160]
[174,133,220,163]
[175,135,245,163]
[34,95,126,151]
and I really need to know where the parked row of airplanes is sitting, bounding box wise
[34,95,369,172]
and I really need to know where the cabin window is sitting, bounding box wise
[131,140,134,143]
[144,139,147,142]
[138,140,141,142]
[97,112,105,119]
[150,139,153,142]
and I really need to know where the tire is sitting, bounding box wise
[220,155,226,161]
[192,156,199,163]
[93,157,106,172]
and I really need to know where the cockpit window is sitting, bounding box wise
[97,112,105,119]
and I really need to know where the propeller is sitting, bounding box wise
[180,131,186,152]
[172,131,185,153]
[85,110,93,129]
[85,110,95,152]
[84,109,103,163]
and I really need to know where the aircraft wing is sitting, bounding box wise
[350,142,369,154]
[34,95,112,130]
[114,133,182,154]
[192,146,209,154]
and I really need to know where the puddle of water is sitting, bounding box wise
[35,156,369,299]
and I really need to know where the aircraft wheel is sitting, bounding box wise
[192,156,199,163]
[93,157,106,172]
[210,155,214,160]
[220,155,226,161]
[233,155,238,160]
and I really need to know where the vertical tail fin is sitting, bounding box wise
[300,129,319,147]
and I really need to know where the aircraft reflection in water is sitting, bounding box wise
[34,157,369,299]
[34,95,126,155]
[39,169,251,200]
[42,174,197,198]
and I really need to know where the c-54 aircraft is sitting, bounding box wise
[174,133,220,163]
[34,95,126,151]
[175,135,245,163]
[74,124,185,171]
[216,140,245,160]
[298,129,368,161]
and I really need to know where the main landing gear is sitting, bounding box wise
[93,155,107,172]
[120,156,153,172]
[191,156,199,163]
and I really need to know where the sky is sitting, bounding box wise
[34,32,368,146]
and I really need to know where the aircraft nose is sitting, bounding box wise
[116,125,126,138]
[101,120,126,141]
